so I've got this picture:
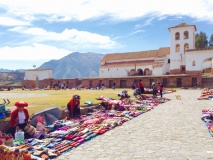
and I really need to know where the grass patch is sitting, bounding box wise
[1,87,176,116]
[3,88,132,116]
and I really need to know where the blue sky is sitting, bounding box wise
[0,0,213,70]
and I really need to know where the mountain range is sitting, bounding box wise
[0,52,104,85]
[38,52,104,79]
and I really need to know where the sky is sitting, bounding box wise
[0,0,213,70]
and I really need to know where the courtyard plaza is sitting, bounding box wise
[56,89,213,160]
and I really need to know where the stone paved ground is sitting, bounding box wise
[56,89,213,160]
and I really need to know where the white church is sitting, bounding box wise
[99,23,213,78]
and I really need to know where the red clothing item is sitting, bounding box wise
[138,82,143,87]
[120,94,129,100]
[10,108,30,127]
[68,99,80,112]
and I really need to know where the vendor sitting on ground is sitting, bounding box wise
[120,90,130,100]
[8,101,31,138]
[67,95,81,119]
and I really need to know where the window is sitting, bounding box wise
[176,44,180,52]
[184,31,189,39]
[184,43,189,51]
[175,32,180,40]
[168,59,170,64]
[192,61,195,66]
[108,69,110,71]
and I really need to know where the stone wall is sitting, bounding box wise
[202,77,213,88]
[81,74,202,88]
[22,74,203,89]
[22,80,36,88]
[22,78,82,89]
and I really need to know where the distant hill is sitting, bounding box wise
[0,71,24,86]
[38,52,104,79]
[0,68,25,72]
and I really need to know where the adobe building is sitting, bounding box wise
[22,69,53,88]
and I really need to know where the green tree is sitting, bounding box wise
[209,34,213,48]
[195,31,208,49]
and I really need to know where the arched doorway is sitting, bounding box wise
[137,68,143,75]
[201,57,213,73]
[129,69,136,76]
[144,68,151,75]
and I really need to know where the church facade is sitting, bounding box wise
[99,23,213,78]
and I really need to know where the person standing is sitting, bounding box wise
[152,82,157,98]
[112,82,116,90]
[138,80,144,94]
[132,82,136,90]
[158,82,164,98]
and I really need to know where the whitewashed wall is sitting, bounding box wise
[202,61,212,70]
[162,56,170,74]
[169,25,196,70]
[99,65,153,78]
[24,69,53,80]
[153,67,162,76]
[185,50,213,71]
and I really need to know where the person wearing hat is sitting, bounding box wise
[8,101,31,138]
[34,115,49,139]
[67,95,81,118]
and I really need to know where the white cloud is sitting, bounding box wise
[9,27,120,50]
[0,16,30,26]
[0,0,212,24]
[0,43,70,60]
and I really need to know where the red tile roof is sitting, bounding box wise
[101,47,170,62]
[168,23,197,31]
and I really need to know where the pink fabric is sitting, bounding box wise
[37,116,43,122]
[36,122,45,131]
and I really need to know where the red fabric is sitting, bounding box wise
[138,82,143,87]
[15,101,28,107]
[120,94,129,100]
[10,108,30,127]
[68,99,80,112]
